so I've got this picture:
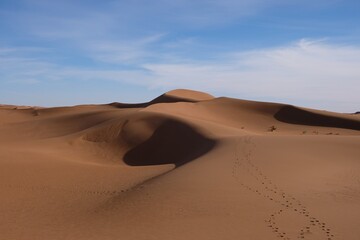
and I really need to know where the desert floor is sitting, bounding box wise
[1,89,359,240]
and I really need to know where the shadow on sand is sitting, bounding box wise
[124,119,216,167]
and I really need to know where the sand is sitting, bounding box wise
[0,89,359,240]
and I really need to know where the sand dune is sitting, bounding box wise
[0,89,359,240]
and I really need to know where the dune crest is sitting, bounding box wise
[0,89,359,240]
[163,89,214,101]
[109,89,214,109]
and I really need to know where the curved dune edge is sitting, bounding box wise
[123,117,216,166]
[80,112,216,167]
[164,89,214,101]
[109,89,214,108]
[0,89,359,240]
[275,105,360,131]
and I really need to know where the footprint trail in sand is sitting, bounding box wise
[232,136,335,240]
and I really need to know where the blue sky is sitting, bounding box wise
[0,0,359,112]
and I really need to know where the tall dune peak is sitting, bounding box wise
[163,89,214,102]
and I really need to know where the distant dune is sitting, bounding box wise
[0,89,359,240]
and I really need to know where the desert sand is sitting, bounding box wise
[0,89,359,240]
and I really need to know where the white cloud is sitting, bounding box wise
[1,39,359,112]
[86,33,167,64]
[142,39,360,111]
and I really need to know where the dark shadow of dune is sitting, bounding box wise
[275,106,360,131]
[124,119,216,167]
[109,94,198,109]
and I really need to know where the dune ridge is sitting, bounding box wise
[109,89,214,108]
[0,89,359,240]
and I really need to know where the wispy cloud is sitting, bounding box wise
[142,39,360,111]
[1,0,322,43]
[85,33,167,64]
[1,39,359,111]
[1,0,359,111]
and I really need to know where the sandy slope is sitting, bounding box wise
[0,89,359,240]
